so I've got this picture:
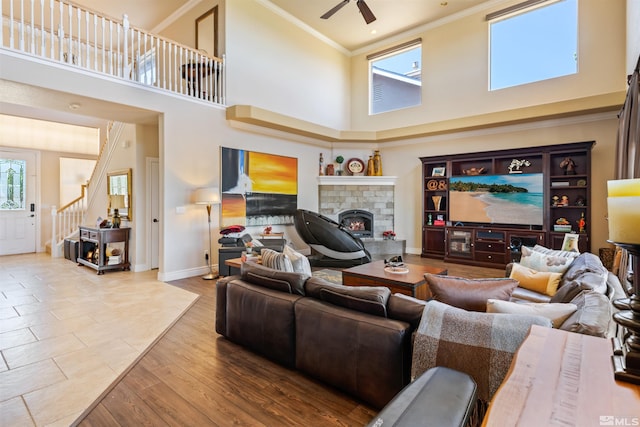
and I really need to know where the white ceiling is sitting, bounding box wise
[70,0,496,52]
[267,0,493,51]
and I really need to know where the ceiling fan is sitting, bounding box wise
[321,0,377,24]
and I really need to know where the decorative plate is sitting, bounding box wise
[346,158,365,175]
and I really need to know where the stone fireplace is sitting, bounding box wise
[317,176,396,239]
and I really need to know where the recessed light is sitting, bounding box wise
[68,102,81,110]
[370,29,377,34]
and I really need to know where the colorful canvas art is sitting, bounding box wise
[221,147,298,226]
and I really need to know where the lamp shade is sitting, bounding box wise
[193,187,220,205]
[110,194,125,209]
[607,178,640,244]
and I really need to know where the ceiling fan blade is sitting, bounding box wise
[321,0,350,19]
[356,0,376,24]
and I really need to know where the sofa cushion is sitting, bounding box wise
[424,274,519,312]
[241,262,307,296]
[319,289,387,317]
[283,245,312,277]
[387,293,427,330]
[550,252,608,303]
[295,298,411,409]
[486,299,577,328]
[260,248,294,272]
[305,277,391,306]
[225,280,302,367]
[519,246,577,274]
[509,263,563,297]
[559,290,612,337]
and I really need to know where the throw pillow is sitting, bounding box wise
[305,277,391,306]
[486,299,577,328]
[559,290,612,337]
[519,246,576,274]
[240,261,306,295]
[283,245,312,277]
[424,274,519,312]
[260,248,294,273]
[509,263,563,297]
[550,253,609,303]
[532,244,581,259]
[319,289,387,317]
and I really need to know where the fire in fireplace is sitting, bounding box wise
[338,210,373,238]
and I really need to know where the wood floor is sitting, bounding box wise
[78,254,503,427]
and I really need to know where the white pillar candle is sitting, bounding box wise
[607,179,640,244]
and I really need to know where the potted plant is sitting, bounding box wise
[335,155,344,175]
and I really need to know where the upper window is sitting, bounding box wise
[369,40,422,114]
[489,0,577,91]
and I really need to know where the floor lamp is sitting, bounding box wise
[194,187,221,280]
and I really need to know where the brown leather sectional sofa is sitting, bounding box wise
[215,262,425,409]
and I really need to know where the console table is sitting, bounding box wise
[77,226,130,274]
[483,326,640,426]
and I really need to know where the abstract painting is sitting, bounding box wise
[221,147,298,226]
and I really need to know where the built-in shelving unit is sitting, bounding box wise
[420,141,593,268]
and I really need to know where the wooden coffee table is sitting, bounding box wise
[342,260,447,300]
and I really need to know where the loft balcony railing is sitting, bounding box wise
[1,0,225,104]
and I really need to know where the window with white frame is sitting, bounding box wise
[369,39,422,114]
[488,0,577,91]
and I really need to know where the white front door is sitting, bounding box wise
[0,150,38,255]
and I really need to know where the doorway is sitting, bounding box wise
[147,157,160,269]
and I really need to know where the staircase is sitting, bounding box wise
[49,121,125,257]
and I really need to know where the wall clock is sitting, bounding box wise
[346,158,365,175]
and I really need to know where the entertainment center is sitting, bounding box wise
[420,141,593,268]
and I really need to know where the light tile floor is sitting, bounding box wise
[0,253,199,426]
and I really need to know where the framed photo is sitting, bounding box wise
[561,233,580,252]
[432,167,445,177]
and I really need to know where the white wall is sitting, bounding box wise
[225,0,352,130]
[350,0,626,131]
[628,0,640,75]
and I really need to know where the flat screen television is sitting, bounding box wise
[449,173,544,226]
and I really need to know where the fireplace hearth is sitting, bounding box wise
[339,210,373,238]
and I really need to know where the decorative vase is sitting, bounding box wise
[373,150,382,176]
[432,195,442,211]
[366,156,375,176]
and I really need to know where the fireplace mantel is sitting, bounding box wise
[317,176,397,186]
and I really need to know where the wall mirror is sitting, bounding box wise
[196,6,218,57]
[107,168,132,220]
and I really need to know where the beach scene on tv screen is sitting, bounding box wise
[449,173,544,226]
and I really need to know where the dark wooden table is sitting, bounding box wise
[342,260,447,300]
